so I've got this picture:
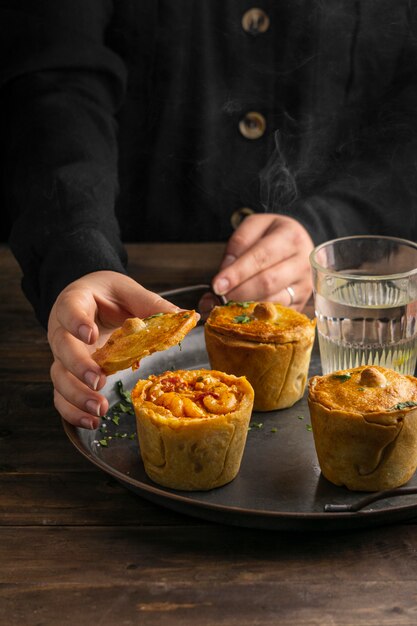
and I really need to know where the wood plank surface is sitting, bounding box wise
[1,525,417,625]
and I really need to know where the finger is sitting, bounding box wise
[49,326,106,390]
[224,254,312,303]
[219,253,237,270]
[217,216,276,277]
[214,237,299,298]
[269,282,312,311]
[51,272,180,344]
[53,389,102,429]
[213,228,302,298]
[94,284,199,330]
[51,360,109,427]
[220,214,298,265]
[49,288,100,346]
[124,288,181,318]
[224,214,278,258]
[92,273,181,323]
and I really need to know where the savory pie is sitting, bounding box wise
[92,310,198,375]
[132,368,254,490]
[204,301,316,411]
[308,365,417,491]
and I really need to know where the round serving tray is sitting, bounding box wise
[63,325,417,531]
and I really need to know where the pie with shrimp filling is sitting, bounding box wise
[308,365,417,491]
[92,310,198,375]
[132,368,254,491]
[204,301,316,411]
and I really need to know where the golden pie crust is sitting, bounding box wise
[92,310,198,375]
[308,366,417,491]
[132,368,254,491]
[204,301,316,411]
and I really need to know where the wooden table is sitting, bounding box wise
[1,242,417,626]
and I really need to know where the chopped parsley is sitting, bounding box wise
[233,314,252,324]
[390,401,417,410]
[96,432,135,447]
[115,402,134,415]
[97,379,137,447]
[249,422,263,430]
[226,300,253,308]
[116,380,132,403]
[332,373,352,382]
[145,312,164,319]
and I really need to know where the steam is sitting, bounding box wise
[259,129,299,212]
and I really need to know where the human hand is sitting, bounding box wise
[47,271,179,429]
[211,214,314,310]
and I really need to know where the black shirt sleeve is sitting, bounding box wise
[0,0,128,327]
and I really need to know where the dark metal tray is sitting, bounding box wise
[63,325,417,531]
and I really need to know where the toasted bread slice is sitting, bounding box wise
[92,310,198,375]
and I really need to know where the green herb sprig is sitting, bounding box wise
[248,422,263,431]
[116,380,132,403]
[233,315,252,324]
[226,300,253,308]
[332,373,352,382]
[390,401,417,410]
[145,312,164,320]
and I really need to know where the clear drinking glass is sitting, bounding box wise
[310,235,417,375]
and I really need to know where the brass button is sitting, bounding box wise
[241,8,270,35]
[231,207,255,230]
[238,111,266,140]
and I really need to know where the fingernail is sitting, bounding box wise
[221,254,236,269]
[86,399,101,417]
[80,417,95,430]
[85,371,100,390]
[213,278,230,295]
[78,324,92,343]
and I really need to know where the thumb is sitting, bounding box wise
[49,272,179,346]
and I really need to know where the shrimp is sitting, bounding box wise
[203,390,238,414]
[155,392,184,417]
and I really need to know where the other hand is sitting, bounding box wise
[212,214,314,310]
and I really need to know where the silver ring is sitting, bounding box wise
[286,286,295,307]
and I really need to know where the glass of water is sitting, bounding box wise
[310,235,417,375]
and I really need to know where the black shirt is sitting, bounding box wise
[1,0,417,326]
